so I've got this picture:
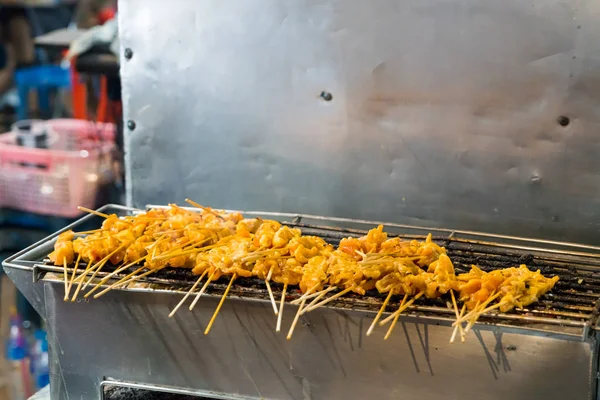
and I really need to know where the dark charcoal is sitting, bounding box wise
[104,386,209,399]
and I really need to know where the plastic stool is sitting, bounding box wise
[14,65,71,120]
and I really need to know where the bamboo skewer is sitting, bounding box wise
[150,238,209,261]
[366,290,394,336]
[73,243,127,285]
[453,292,501,326]
[383,294,409,340]
[189,270,217,311]
[77,206,111,219]
[152,241,223,261]
[65,254,81,300]
[286,285,319,339]
[71,252,116,301]
[93,266,167,300]
[303,286,355,313]
[379,292,423,326]
[73,228,105,235]
[287,298,307,340]
[276,283,288,332]
[185,198,226,221]
[84,255,148,298]
[169,270,208,318]
[112,267,165,289]
[265,266,278,315]
[91,265,147,298]
[62,258,69,300]
[204,273,237,335]
[301,287,334,315]
[290,286,334,305]
[449,291,466,343]
[450,304,467,343]
[465,300,512,333]
[82,244,128,290]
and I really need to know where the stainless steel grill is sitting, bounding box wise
[6,205,600,399]
[10,204,600,338]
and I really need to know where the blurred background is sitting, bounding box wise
[0,1,120,398]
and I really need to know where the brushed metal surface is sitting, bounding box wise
[41,282,593,400]
[120,0,600,244]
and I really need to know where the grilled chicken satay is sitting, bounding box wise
[326,250,375,295]
[495,265,559,312]
[49,231,75,265]
[457,264,559,311]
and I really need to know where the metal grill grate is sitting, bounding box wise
[10,204,600,341]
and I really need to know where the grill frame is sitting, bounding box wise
[6,204,600,342]
[5,204,600,400]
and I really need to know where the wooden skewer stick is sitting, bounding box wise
[84,255,148,298]
[290,286,335,305]
[366,290,394,336]
[93,265,168,300]
[450,304,467,343]
[152,241,222,261]
[276,283,288,332]
[185,198,226,221]
[169,270,208,318]
[77,206,111,219]
[379,292,423,326]
[189,270,217,311]
[152,238,195,258]
[286,285,319,340]
[449,291,466,343]
[454,292,501,326]
[62,258,69,300]
[91,265,147,299]
[82,244,128,290]
[73,244,126,284]
[108,266,164,290]
[265,266,278,315]
[465,301,506,333]
[65,254,81,299]
[73,228,105,235]
[301,287,334,314]
[303,286,355,313]
[287,298,307,340]
[71,256,110,302]
[92,267,166,301]
[204,273,237,335]
[383,294,410,340]
[151,238,208,261]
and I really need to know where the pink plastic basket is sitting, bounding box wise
[0,119,116,218]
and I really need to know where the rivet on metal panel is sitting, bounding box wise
[320,91,333,101]
[557,116,570,126]
[127,120,136,131]
[124,48,133,60]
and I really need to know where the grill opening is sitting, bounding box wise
[102,381,244,400]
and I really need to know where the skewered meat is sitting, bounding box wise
[49,231,75,265]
